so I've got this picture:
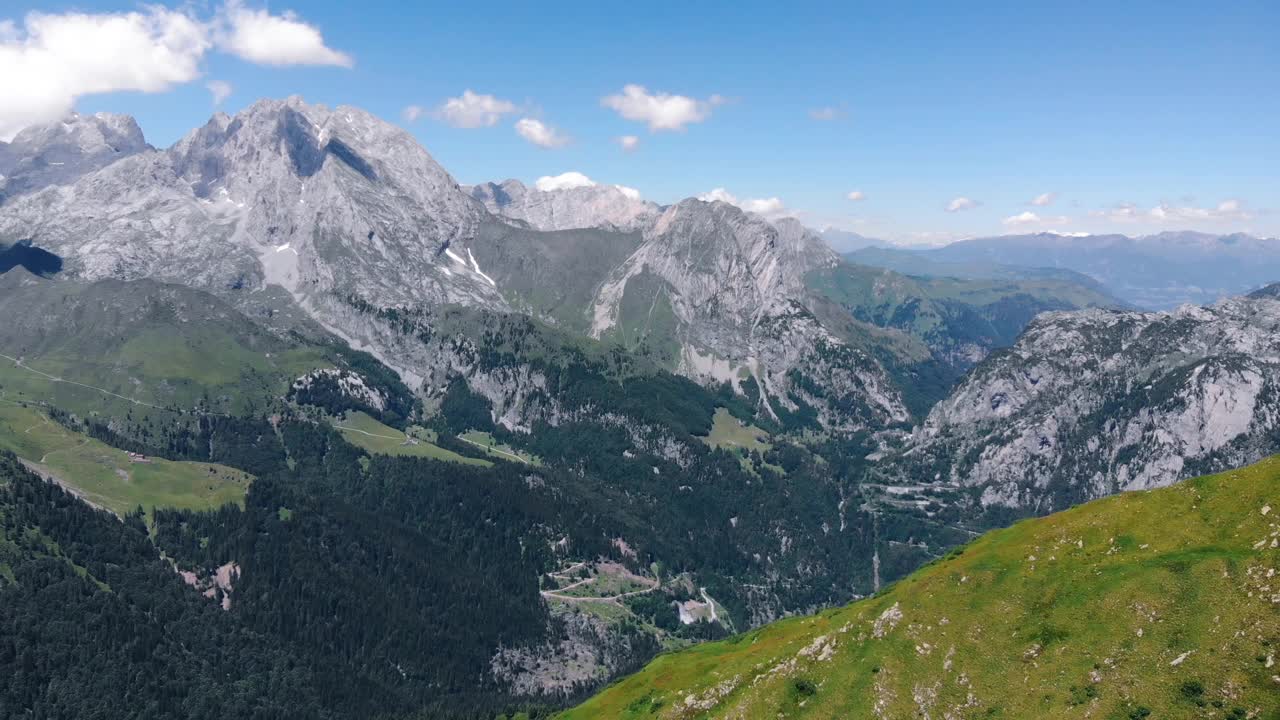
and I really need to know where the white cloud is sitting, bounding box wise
[0,6,210,140]
[698,188,737,204]
[698,188,789,218]
[847,190,865,202]
[207,79,232,106]
[434,89,516,128]
[217,0,352,67]
[533,173,641,199]
[743,197,785,215]
[401,104,425,123]
[1003,211,1070,228]
[0,2,350,141]
[1030,192,1057,206]
[601,84,724,132]
[1091,203,1143,222]
[945,196,979,212]
[617,135,640,152]
[1090,199,1250,224]
[534,171,595,191]
[809,106,846,121]
[515,117,570,148]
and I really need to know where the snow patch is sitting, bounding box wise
[467,247,497,287]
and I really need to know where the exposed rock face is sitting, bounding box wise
[0,112,149,203]
[889,287,1280,509]
[0,101,918,432]
[469,178,659,232]
[590,201,909,428]
[1,98,1120,436]
[0,97,501,311]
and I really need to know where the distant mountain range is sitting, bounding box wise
[844,231,1280,310]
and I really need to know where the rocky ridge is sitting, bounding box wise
[885,286,1280,510]
[0,98,917,433]
[469,178,659,232]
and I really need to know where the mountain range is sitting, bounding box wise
[1,98,1277,717]
[847,231,1280,310]
[0,97,1123,435]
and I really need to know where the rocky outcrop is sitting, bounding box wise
[0,112,149,203]
[590,202,909,429]
[470,178,659,232]
[886,287,1280,509]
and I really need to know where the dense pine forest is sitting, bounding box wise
[0,344,971,718]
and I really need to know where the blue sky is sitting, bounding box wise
[3,1,1278,243]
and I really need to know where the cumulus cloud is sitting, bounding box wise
[0,2,351,141]
[617,135,640,152]
[1003,211,1069,228]
[698,188,737,204]
[1030,192,1057,206]
[0,6,209,139]
[809,106,846,121]
[743,197,786,215]
[698,188,789,218]
[207,79,232,106]
[945,196,979,212]
[847,190,865,202]
[515,117,570,148]
[614,185,642,200]
[216,0,352,67]
[534,171,595,192]
[1090,199,1250,224]
[601,84,724,132]
[434,89,516,128]
[401,104,425,122]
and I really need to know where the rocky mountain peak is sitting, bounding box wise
[1248,281,1280,299]
[471,175,658,232]
[168,97,468,207]
[0,112,150,202]
[6,112,148,159]
[469,178,528,208]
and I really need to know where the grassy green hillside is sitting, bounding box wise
[564,457,1280,720]
[0,273,332,421]
[332,410,492,466]
[0,401,251,517]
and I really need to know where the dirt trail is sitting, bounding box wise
[0,351,231,417]
[540,562,661,605]
[458,436,527,463]
[334,424,405,441]
[700,588,718,622]
[40,437,89,464]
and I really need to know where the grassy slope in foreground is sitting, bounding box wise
[565,457,1280,720]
